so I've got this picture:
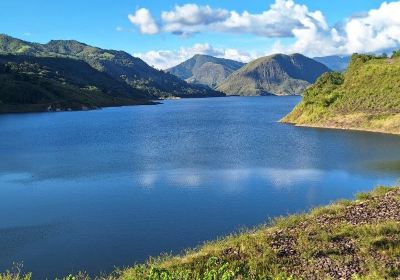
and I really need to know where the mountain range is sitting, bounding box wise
[0,34,223,113]
[0,34,348,113]
[167,53,332,96]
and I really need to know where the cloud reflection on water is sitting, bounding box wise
[135,167,325,192]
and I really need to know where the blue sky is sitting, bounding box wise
[1,0,399,68]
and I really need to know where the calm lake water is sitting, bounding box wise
[0,96,399,279]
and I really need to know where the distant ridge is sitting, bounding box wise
[217,53,331,96]
[313,55,351,71]
[167,54,244,88]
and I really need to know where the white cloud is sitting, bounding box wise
[129,0,322,38]
[262,168,323,189]
[161,4,229,35]
[135,43,259,69]
[343,1,400,53]
[128,8,159,34]
[131,1,400,62]
[281,1,400,56]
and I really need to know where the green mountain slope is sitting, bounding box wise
[217,53,331,96]
[282,53,400,134]
[0,55,152,113]
[167,54,244,88]
[0,34,223,99]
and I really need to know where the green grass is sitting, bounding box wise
[282,53,400,134]
[3,186,400,279]
[356,186,393,201]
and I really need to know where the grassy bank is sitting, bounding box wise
[281,53,400,135]
[2,186,400,279]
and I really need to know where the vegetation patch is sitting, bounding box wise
[281,52,400,134]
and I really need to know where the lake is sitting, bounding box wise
[0,96,398,279]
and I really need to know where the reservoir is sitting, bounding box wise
[0,96,398,279]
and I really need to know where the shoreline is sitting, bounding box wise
[281,121,400,136]
[0,95,300,115]
[0,100,159,115]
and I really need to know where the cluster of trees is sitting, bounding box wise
[0,62,48,84]
[351,50,400,61]
[392,50,400,58]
